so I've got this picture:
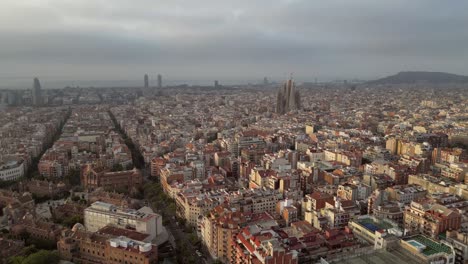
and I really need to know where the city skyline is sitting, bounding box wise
[1,0,468,87]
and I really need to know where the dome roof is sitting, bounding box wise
[71,223,86,232]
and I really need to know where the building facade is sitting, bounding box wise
[84,202,162,241]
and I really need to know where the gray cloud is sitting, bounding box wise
[1,0,468,87]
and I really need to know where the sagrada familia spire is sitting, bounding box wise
[276,76,301,114]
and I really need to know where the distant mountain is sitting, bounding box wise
[368,71,468,84]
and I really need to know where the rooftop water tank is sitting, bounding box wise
[110,240,119,248]
[119,240,128,248]
[139,243,152,253]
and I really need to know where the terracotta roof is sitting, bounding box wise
[98,226,149,241]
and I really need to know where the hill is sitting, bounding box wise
[368,71,468,84]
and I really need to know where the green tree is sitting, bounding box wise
[19,245,38,256]
[61,215,84,228]
[8,256,25,264]
[189,233,199,245]
[112,164,124,172]
[0,179,17,188]
[22,250,60,264]
[8,250,59,264]
[64,168,81,186]
[26,237,57,250]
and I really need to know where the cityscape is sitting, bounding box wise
[1,1,468,264]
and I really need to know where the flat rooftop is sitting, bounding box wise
[332,248,417,264]
[404,235,452,256]
[357,217,393,232]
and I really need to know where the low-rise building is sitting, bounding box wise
[348,215,402,249]
[21,179,67,198]
[81,166,143,192]
[11,217,63,242]
[400,235,455,264]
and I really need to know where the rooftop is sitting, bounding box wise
[86,201,157,221]
[333,249,416,264]
[357,217,393,232]
[404,235,452,256]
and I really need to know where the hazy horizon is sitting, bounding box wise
[1,0,468,88]
[0,75,369,90]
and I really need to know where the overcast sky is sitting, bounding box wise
[1,0,468,88]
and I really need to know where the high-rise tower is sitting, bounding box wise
[32,77,42,106]
[144,74,149,88]
[157,74,162,88]
[276,77,301,114]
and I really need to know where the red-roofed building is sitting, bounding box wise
[150,157,166,177]
[232,225,299,264]
[81,165,142,192]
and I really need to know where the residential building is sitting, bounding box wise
[404,201,461,238]
[445,230,468,264]
[231,225,299,264]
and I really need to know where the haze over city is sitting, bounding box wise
[1,1,467,264]
[2,0,468,88]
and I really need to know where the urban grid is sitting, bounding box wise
[0,1,468,264]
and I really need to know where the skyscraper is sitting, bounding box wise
[263,77,269,85]
[214,80,219,88]
[157,74,162,88]
[144,74,149,88]
[276,77,301,114]
[32,77,42,106]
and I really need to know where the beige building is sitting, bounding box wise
[445,230,468,264]
[408,174,468,199]
[404,201,461,239]
[176,188,280,228]
[84,202,162,241]
[175,191,223,227]
[348,215,402,249]
[200,206,248,262]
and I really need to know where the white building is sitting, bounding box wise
[0,160,25,181]
[84,201,162,241]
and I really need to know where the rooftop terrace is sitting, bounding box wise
[405,235,452,256]
[357,217,394,232]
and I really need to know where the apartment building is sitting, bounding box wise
[386,184,427,204]
[404,201,461,239]
[231,225,299,264]
[200,206,249,262]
